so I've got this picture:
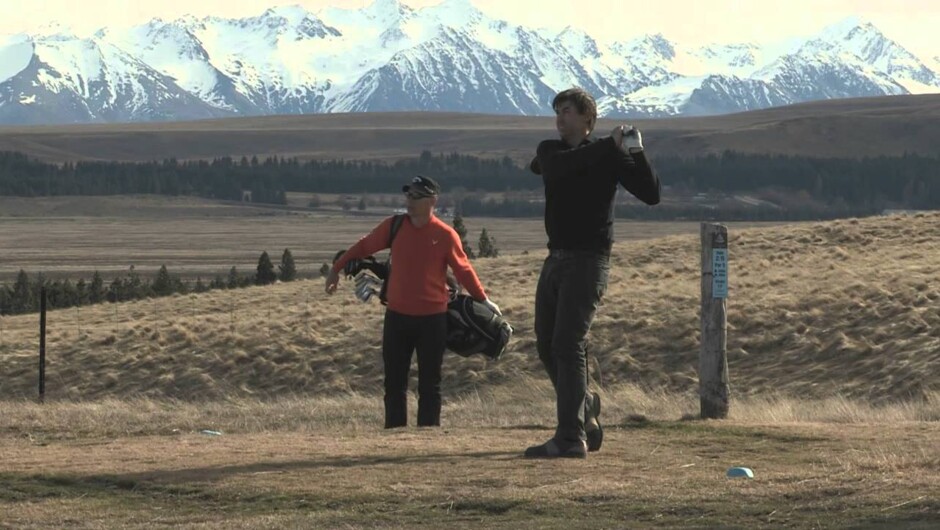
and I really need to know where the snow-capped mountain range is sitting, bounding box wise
[1,0,937,125]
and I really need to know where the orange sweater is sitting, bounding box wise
[332,215,487,316]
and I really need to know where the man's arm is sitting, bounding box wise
[535,138,619,182]
[613,149,661,205]
[445,230,487,301]
[326,217,395,294]
[529,155,541,175]
[609,126,661,205]
[331,217,395,275]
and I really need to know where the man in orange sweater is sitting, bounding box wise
[326,175,501,428]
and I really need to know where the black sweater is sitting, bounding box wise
[530,136,661,252]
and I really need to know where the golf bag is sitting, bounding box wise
[445,294,512,361]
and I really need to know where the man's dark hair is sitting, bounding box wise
[552,87,597,132]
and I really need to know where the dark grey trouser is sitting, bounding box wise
[534,250,610,443]
[382,309,448,428]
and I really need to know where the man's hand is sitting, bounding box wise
[623,125,643,153]
[482,298,502,316]
[612,125,643,154]
[325,269,340,294]
[611,125,625,147]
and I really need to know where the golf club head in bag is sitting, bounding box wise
[354,271,382,303]
[333,250,389,280]
[446,294,513,361]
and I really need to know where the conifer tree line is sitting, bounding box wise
[0,249,299,316]
[1,150,937,218]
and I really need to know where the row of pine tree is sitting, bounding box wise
[0,250,296,316]
[1,215,501,316]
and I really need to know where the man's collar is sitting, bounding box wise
[564,136,593,148]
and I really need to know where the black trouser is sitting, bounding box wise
[382,309,448,428]
[534,249,610,443]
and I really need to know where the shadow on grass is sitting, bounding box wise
[1,449,522,492]
[3,469,938,529]
[610,418,830,443]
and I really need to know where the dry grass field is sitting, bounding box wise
[1,210,938,528]
[0,195,791,282]
[1,391,938,529]
[1,210,936,402]
[1,94,938,164]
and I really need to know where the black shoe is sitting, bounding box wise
[586,392,603,452]
[524,438,587,459]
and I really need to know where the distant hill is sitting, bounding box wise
[0,94,938,164]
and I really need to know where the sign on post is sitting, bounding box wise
[700,224,730,419]
[712,234,728,298]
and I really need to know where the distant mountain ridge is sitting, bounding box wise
[0,1,937,125]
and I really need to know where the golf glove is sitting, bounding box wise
[623,126,643,154]
[482,298,502,316]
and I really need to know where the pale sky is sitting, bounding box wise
[2,0,937,60]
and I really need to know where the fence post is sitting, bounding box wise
[700,223,730,419]
[39,287,47,404]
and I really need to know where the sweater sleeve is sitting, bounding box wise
[445,228,487,301]
[331,217,394,275]
[529,155,542,175]
[611,149,662,205]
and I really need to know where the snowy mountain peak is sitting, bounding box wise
[33,22,83,40]
[362,0,414,22]
[623,33,675,61]
[820,16,877,40]
[242,5,341,40]
[256,5,311,26]
[810,15,892,57]
[648,33,676,59]
[557,26,600,59]
[557,25,587,40]
[135,19,201,47]
[2,4,938,125]
[261,4,312,23]
[794,15,938,92]
[173,14,206,29]
[434,0,478,11]
[424,0,484,26]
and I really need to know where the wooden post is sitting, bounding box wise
[39,287,47,404]
[700,223,729,419]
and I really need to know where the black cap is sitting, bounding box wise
[402,174,440,197]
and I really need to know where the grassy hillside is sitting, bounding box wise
[1,94,938,163]
[1,212,937,403]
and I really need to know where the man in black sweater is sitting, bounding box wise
[526,87,661,458]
